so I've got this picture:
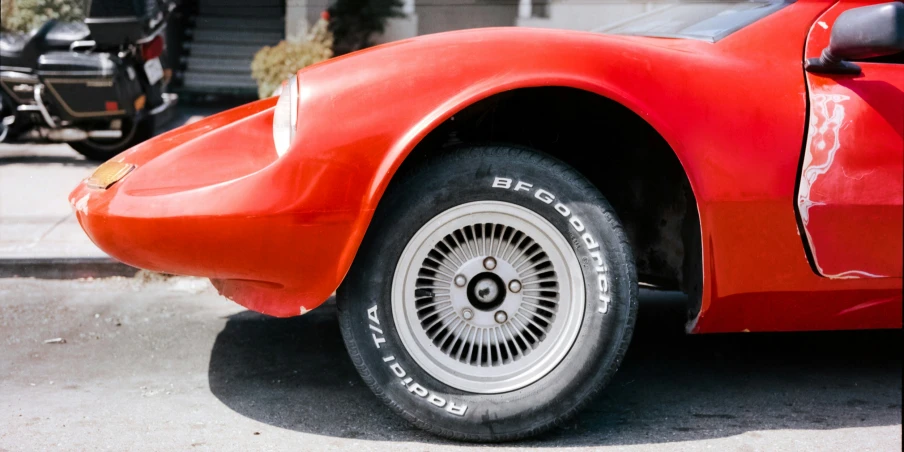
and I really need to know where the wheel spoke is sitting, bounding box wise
[466,224,479,259]
[520,299,557,315]
[417,275,452,285]
[422,306,457,331]
[425,255,459,275]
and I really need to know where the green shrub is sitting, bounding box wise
[1,0,86,33]
[251,17,334,99]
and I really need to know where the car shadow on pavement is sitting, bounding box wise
[207,294,902,447]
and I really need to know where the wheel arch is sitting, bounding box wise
[365,85,705,326]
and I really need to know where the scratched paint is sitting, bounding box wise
[74,193,90,214]
[797,93,884,279]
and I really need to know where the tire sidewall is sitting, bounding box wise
[339,146,636,439]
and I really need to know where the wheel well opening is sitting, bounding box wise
[400,87,703,321]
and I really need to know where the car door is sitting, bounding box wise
[797,0,903,279]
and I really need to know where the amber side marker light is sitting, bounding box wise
[86,161,136,190]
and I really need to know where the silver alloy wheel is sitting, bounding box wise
[392,201,585,393]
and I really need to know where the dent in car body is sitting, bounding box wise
[798,0,904,280]
[797,93,886,279]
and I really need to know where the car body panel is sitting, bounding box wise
[68,99,366,316]
[70,0,902,331]
[798,0,904,279]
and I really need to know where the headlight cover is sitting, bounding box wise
[272,75,298,157]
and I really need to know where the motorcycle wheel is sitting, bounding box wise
[68,117,153,162]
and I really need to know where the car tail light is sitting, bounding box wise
[141,35,164,61]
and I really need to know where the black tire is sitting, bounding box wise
[68,117,154,162]
[337,145,638,441]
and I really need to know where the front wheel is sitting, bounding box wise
[337,145,638,441]
[68,117,153,162]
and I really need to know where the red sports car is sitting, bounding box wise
[70,0,902,441]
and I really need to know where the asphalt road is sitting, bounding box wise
[1,275,900,451]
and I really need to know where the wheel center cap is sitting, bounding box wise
[473,278,499,303]
[467,271,506,311]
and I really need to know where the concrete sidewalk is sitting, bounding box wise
[0,144,102,260]
[0,102,243,275]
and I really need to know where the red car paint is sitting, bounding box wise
[69,0,902,332]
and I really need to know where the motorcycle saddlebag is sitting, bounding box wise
[85,0,164,47]
[37,51,143,122]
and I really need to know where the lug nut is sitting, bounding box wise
[454,274,467,287]
[462,308,474,320]
[494,311,508,324]
[483,257,497,270]
[508,280,522,293]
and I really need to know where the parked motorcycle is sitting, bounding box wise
[0,0,178,161]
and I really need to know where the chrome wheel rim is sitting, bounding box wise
[392,201,585,393]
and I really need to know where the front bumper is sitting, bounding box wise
[68,98,361,317]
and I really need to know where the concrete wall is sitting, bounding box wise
[518,1,662,32]
[290,0,520,38]
[286,0,661,41]
[416,0,518,35]
[306,0,331,29]
[283,0,329,39]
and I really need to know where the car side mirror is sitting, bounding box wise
[806,2,904,75]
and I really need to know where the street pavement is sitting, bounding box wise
[0,277,900,451]
[0,102,240,264]
[1,103,901,451]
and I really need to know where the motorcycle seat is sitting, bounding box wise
[0,32,29,53]
[0,20,89,71]
[0,30,41,71]
[44,21,91,48]
[0,31,31,54]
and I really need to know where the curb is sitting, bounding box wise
[0,258,139,280]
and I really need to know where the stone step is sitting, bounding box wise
[184,56,254,73]
[182,72,257,90]
[192,16,284,32]
[198,0,282,7]
[181,0,284,94]
[184,41,264,58]
[197,5,284,18]
[191,29,283,45]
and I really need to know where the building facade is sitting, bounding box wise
[287,1,668,42]
[181,0,666,95]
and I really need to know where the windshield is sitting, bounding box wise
[595,1,792,43]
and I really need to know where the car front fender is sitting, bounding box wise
[280,28,715,307]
